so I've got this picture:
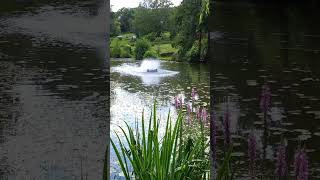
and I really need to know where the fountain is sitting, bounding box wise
[112,59,179,85]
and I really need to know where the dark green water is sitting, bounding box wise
[210,2,320,179]
[0,1,108,179]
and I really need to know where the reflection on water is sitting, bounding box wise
[0,1,108,179]
[210,2,320,178]
[112,59,179,85]
[110,58,209,178]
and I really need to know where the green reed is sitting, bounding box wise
[111,101,210,179]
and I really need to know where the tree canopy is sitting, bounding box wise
[110,0,212,62]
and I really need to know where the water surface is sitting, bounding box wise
[0,1,108,179]
[210,2,320,178]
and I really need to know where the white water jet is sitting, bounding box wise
[112,59,179,85]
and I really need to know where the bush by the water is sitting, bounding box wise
[143,50,158,58]
[120,45,132,58]
[111,38,133,58]
[134,39,150,60]
[111,39,121,58]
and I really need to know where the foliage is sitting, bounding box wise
[110,0,212,62]
[139,0,173,9]
[117,8,134,33]
[120,45,132,58]
[186,40,200,62]
[111,39,121,58]
[110,12,121,37]
[134,39,150,60]
[145,32,158,41]
[133,6,173,37]
[216,147,233,180]
[143,50,158,58]
[111,102,210,179]
[185,37,208,61]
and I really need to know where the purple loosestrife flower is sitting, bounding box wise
[210,110,217,176]
[260,83,271,114]
[223,104,231,147]
[191,87,197,101]
[197,107,202,121]
[201,108,207,124]
[248,132,257,179]
[179,96,184,109]
[275,144,287,178]
[294,148,309,180]
[175,96,179,109]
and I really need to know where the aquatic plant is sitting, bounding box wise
[197,107,202,121]
[223,104,231,148]
[179,95,184,109]
[174,95,184,110]
[248,132,258,179]
[260,83,271,115]
[210,110,217,178]
[175,96,179,109]
[216,146,233,180]
[191,87,198,101]
[275,144,287,178]
[201,107,207,124]
[111,101,210,179]
[294,148,309,180]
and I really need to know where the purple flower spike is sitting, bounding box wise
[260,83,271,114]
[191,87,197,101]
[197,107,202,121]
[179,96,184,109]
[294,148,309,180]
[223,104,231,147]
[275,144,287,178]
[210,110,217,176]
[175,96,179,109]
[201,108,207,124]
[248,132,257,179]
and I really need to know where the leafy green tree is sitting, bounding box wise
[110,12,121,37]
[173,0,201,61]
[139,0,173,9]
[117,8,134,33]
[134,39,150,60]
[133,0,174,37]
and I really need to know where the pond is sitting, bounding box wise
[110,58,210,178]
[0,1,108,179]
[210,2,320,179]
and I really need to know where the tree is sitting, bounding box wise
[173,0,202,61]
[117,8,134,33]
[198,0,210,61]
[139,0,173,9]
[110,12,121,37]
[133,5,173,37]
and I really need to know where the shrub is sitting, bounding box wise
[145,32,157,41]
[161,32,171,41]
[186,41,199,61]
[111,39,121,58]
[134,39,150,60]
[120,45,132,58]
[143,50,158,58]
